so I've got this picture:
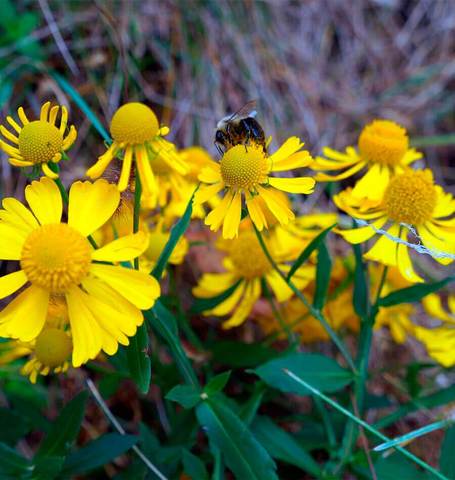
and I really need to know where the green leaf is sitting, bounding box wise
[239,383,267,426]
[254,353,353,396]
[50,72,111,143]
[196,399,278,480]
[31,456,65,480]
[149,301,198,386]
[352,242,369,318]
[205,371,231,395]
[0,442,33,477]
[37,391,88,458]
[440,425,455,478]
[182,449,209,480]
[166,385,201,409]
[61,433,138,476]
[191,280,242,314]
[373,454,431,480]
[251,416,321,476]
[126,323,151,394]
[209,340,277,368]
[286,223,336,281]
[152,190,195,279]
[0,408,30,444]
[378,276,454,307]
[313,240,332,309]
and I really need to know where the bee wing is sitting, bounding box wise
[228,100,258,121]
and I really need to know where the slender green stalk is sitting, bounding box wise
[254,226,356,372]
[411,134,455,148]
[133,171,142,270]
[283,370,449,480]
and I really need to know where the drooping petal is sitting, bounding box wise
[62,125,77,150]
[0,139,22,158]
[222,279,261,329]
[193,183,224,205]
[246,194,268,231]
[268,176,315,194]
[422,294,454,323]
[0,286,49,341]
[90,263,160,310]
[205,191,234,232]
[397,229,423,283]
[419,223,454,266]
[315,161,366,181]
[41,162,59,179]
[0,270,28,299]
[66,287,104,367]
[268,137,304,165]
[82,276,143,328]
[266,270,293,302]
[117,145,133,192]
[256,185,294,225]
[364,224,400,266]
[92,231,149,262]
[351,164,390,201]
[68,180,120,236]
[222,190,241,239]
[208,282,245,316]
[199,163,221,183]
[6,116,21,133]
[192,272,238,297]
[135,145,157,197]
[8,157,33,167]
[86,142,117,179]
[433,186,455,219]
[0,125,19,144]
[270,150,313,172]
[59,105,68,134]
[25,177,62,225]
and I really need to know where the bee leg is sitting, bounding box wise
[214,141,224,157]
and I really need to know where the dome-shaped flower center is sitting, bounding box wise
[358,120,408,166]
[384,170,437,225]
[21,224,91,293]
[110,102,159,145]
[145,230,169,261]
[18,121,63,164]
[220,144,268,189]
[229,231,271,279]
[35,328,72,368]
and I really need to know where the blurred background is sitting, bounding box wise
[0,0,454,197]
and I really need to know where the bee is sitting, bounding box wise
[214,100,266,155]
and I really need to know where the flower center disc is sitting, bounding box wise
[35,328,72,368]
[220,144,268,189]
[384,170,437,225]
[358,120,408,166]
[21,224,91,293]
[110,102,159,144]
[18,121,63,164]
[229,231,271,279]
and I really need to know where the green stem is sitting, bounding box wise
[133,171,142,270]
[254,226,357,373]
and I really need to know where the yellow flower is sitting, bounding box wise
[414,293,455,367]
[0,177,160,367]
[193,225,314,329]
[254,259,358,342]
[335,169,455,282]
[312,120,422,201]
[0,101,77,179]
[86,102,188,200]
[194,137,315,238]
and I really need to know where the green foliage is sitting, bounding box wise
[126,323,152,394]
[166,384,201,409]
[182,449,210,480]
[313,239,332,309]
[440,426,455,478]
[253,353,353,395]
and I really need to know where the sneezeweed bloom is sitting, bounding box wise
[0,177,160,367]
[86,102,188,201]
[414,294,455,367]
[0,101,77,179]
[194,137,315,238]
[312,120,422,201]
[193,226,314,329]
[335,169,455,282]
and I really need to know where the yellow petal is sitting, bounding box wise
[82,275,143,327]
[135,145,157,197]
[222,190,241,239]
[41,162,59,179]
[397,229,423,283]
[364,224,400,266]
[92,232,149,262]
[351,164,390,201]
[118,146,133,192]
[269,137,303,164]
[66,287,104,367]
[193,183,223,205]
[265,270,293,302]
[6,116,21,133]
[0,224,27,260]
[0,270,28,299]
[62,125,77,150]
[336,217,387,244]
[205,191,233,232]
[0,125,19,144]
[422,294,454,323]
[17,107,29,125]
[48,105,59,126]
[90,263,160,309]
[193,273,238,297]
[25,177,62,225]
[0,139,22,158]
[68,179,120,236]
[315,161,366,181]
[256,185,294,225]
[208,283,245,316]
[40,101,51,121]
[268,176,315,194]
[246,194,268,231]
[270,150,313,172]
[222,279,261,329]
[8,157,33,167]
[0,197,38,233]
[59,105,68,134]
[199,163,221,183]
[86,143,117,179]
[0,286,49,341]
